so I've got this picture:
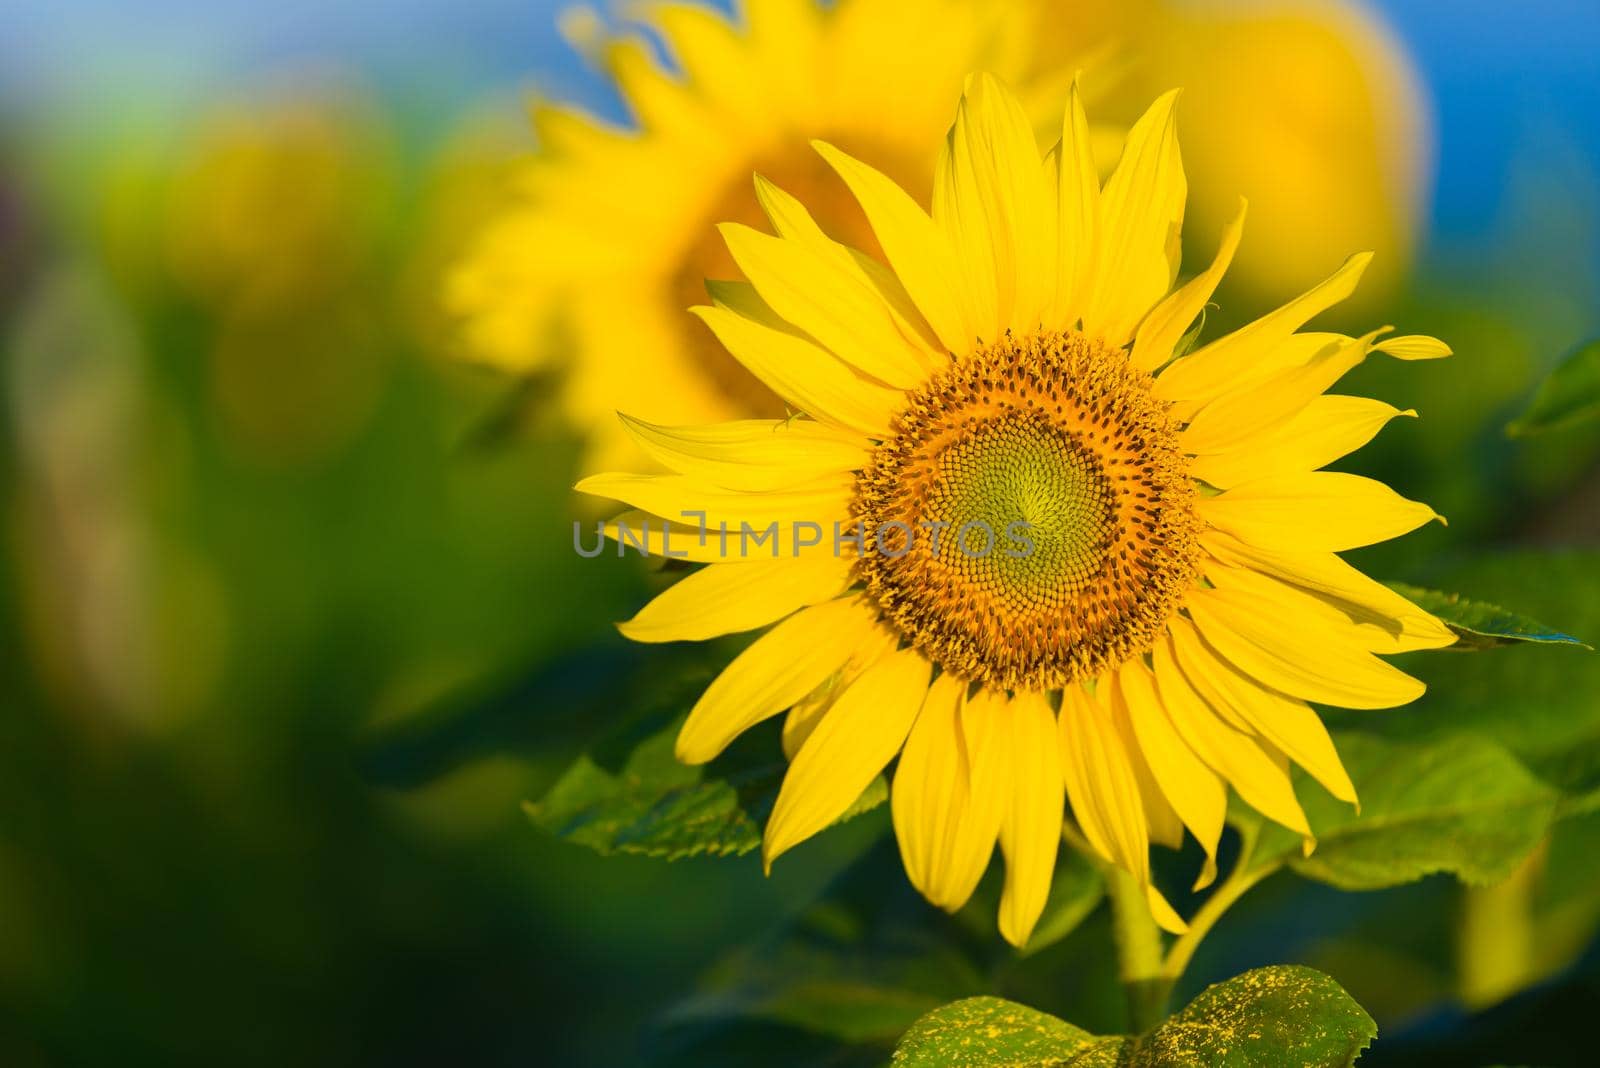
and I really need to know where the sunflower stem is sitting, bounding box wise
[1106,866,1171,1032]
[1160,823,1273,984]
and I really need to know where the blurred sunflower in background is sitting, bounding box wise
[448,0,1047,473]
[1022,0,1430,310]
[579,75,1454,946]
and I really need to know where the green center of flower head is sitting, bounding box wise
[930,412,1115,603]
[854,330,1202,690]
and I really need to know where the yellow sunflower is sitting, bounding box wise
[447,0,1050,473]
[578,74,1456,947]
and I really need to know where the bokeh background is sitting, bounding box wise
[1,1,1598,1065]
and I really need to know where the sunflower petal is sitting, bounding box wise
[813,141,971,355]
[1153,631,1312,839]
[1081,90,1185,346]
[783,624,900,758]
[720,221,930,388]
[1189,396,1414,489]
[619,556,853,643]
[1154,251,1373,415]
[1198,470,1442,553]
[1131,197,1245,373]
[765,648,932,867]
[1053,76,1101,325]
[1374,334,1452,360]
[1117,659,1226,889]
[618,415,866,491]
[1181,333,1379,455]
[1186,584,1426,712]
[1058,682,1148,882]
[1169,620,1359,806]
[996,690,1064,947]
[1199,530,1455,651]
[677,596,877,764]
[691,305,900,437]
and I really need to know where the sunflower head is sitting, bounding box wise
[579,73,1453,948]
[855,328,1201,691]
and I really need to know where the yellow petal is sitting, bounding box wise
[783,624,900,758]
[1117,659,1226,889]
[1199,530,1455,652]
[764,648,932,867]
[1052,77,1101,326]
[1081,90,1186,346]
[996,690,1065,947]
[893,674,1003,911]
[1131,197,1245,373]
[752,175,943,360]
[691,304,900,437]
[1105,676,1185,853]
[813,140,972,355]
[1199,470,1441,553]
[1190,396,1414,489]
[1374,334,1452,360]
[934,91,992,342]
[1153,631,1312,839]
[677,596,876,764]
[935,74,1050,341]
[618,415,866,492]
[1154,251,1372,416]
[575,470,851,536]
[1058,682,1149,882]
[1181,333,1380,456]
[618,556,852,643]
[719,221,930,388]
[1169,617,1358,807]
[1185,584,1427,713]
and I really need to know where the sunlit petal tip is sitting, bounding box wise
[1192,856,1219,893]
[1148,883,1188,935]
[1377,334,1454,360]
[1301,834,1318,859]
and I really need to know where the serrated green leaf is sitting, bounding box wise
[890,996,1099,1066]
[1507,337,1600,436]
[1384,582,1590,649]
[1249,732,1558,889]
[1133,966,1375,1067]
[893,966,1373,1067]
[526,704,885,860]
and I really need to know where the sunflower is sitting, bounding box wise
[447,0,1049,473]
[578,75,1455,946]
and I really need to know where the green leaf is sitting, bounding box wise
[1134,966,1375,1067]
[890,996,1101,1066]
[526,698,885,860]
[892,967,1374,1067]
[1507,337,1600,436]
[1249,732,1558,889]
[1384,582,1591,649]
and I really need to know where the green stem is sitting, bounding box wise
[1106,866,1171,1032]
[1161,824,1274,983]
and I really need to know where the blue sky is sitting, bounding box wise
[3,0,1596,249]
